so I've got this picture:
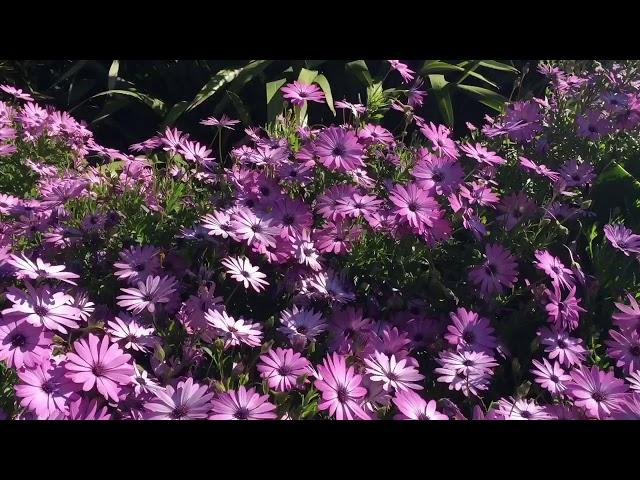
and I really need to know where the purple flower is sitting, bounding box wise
[0,319,52,369]
[469,244,518,297]
[604,223,640,256]
[116,275,178,314]
[281,81,325,106]
[65,334,134,402]
[200,114,240,130]
[538,326,587,367]
[387,60,415,83]
[6,254,80,285]
[257,347,310,392]
[113,245,161,284]
[393,390,448,420]
[314,127,364,172]
[460,143,505,166]
[388,182,441,233]
[613,294,640,331]
[363,351,425,392]
[278,305,327,348]
[576,110,611,139]
[0,84,34,101]
[567,364,628,419]
[544,284,586,331]
[221,256,269,293]
[145,377,213,420]
[606,328,640,374]
[411,149,463,195]
[444,307,497,354]
[2,283,80,334]
[434,350,497,397]
[205,309,262,349]
[15,360,74,419]
[530,357,571,396]
[420,122,459,160]
[209,385,277,420]
[314,353,369,420]
[496,397,554,420]
[534,250,575,290]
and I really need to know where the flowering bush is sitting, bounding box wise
[0,60,639,420]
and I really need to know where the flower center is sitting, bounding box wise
[417,412,430,420]
[462,359,474,367]
[432,172,444,182]
[591,391,605,402]
[171,405,189,419]
[557,339,567,349]
[332,145,346,157]
[630,345,640,357]
[233,407,250,420]
[336,385,350,403]
[277,366,292,377]
[260,186,271,196]
[92,363,105,377]
[41,379,55,394]
[34,306,49,317]
[549,374,559,383]
[283,214,295,225]
[520,410,532,419]
[462,330,476,344]
[10,334,26,348]
[134,263,145,272]
[407,202,418,212]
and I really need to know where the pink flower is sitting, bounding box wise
[278,305,327,348]
[459,181,500,208]
[257,348,310,392]
[221,256,269,292]
[210,385,277,420]
[231,208,279,248]
[107,314,157,353]
[444,307,497,354]
[0,319,52,369]
[388,182,440,233]
[65,334,134,402]
[200,114,240,130]
[116,275,178,314]
[314,127,364,172]
[113,245,161,284]
[460,143,506,166]
[6,254,80,285]
[612,294,640,331]
[144,377,213,420]
[567,364,628,419]
[606,328,640,374]
[496,397,554,420]
[393,390,448,420]
[363,351,425,392]
[387,60,415,83]
[468,244,518,297]
[604,224,640,256]
[205,309,262,348]
[530,357,571,396]
[281,81,325,106]
[519,156,560,182]
[538,327,586,368]
[2,283,79,334]
[66,396,111,420]
[314,353,369,420]
[534,250,575,290]
[14,360,74,419]
[434,350,497,397]
[411,150,463,195]
[420,122,459,159]
[544,285,585,331]
[0,84,34,101]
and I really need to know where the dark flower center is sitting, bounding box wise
[336,385,350,403]
[417,412,430,420]
[520,410,532,419]
[277,366,292,377]
[462,359,474,367]
[245,199,255,208]
[10,334,26,348]
[289,170,298,178]
[462,330,476,343]
[34,306,49,317]
[143,293,154,302]
[282,214,295,225]
[386,371,399,381]
[260,186,271,196]
[41,379,55,394]
[251,224,263,233]
[297,325,308,334]
[233,407,250,420]
[240,270,249,278]
[572,174,581,181]
[485,263,497,275]
[407,202,418,212]
[171,405,189,419]
[588,125,597,133]
[332,145,346,157]
[549,374,559,383]
[432,172,444,183]
[630,345,640,357]
[557,339,567,349]
[134,263,145,272]
[92,364,105,377]
[591,391,605,402]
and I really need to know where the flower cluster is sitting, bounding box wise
[0,60,640,421]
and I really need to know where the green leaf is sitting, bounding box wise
[48,60,88,89]
[71,88,166,116]
[428,74,454,126]
[107,60,119,90]
[479,60,519,72]
[421,60,498,88]
[226,90,252,126]
[346,60,373,87]
[161,101,190,128]
[266,78,287,123]
[211,60,274,119]
[592,161,640,228]
[455,83,507,112]
[313,74,335,115]
[298,68,318,84]
[186,67,244,113]
[305,60,327,69]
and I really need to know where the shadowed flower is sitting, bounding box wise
[469,244,518,297]
[116,275,178,314]
[113,245,161,284]
[444,307,497,354]
[145,377,213,420]
[604,223,640,256]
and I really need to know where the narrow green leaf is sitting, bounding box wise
[421,60,498,88]
[186,67,243,113]
[107,60,119,90]
[48,60,88,89]
[479,60,519,72]
[71,88,166,116]
[345,60,373,87]
[428,74,454,126]
[313,74,335,115]
[456,84,507,112]
[161,101,190,128]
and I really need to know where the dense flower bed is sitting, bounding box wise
[0,60,639,420]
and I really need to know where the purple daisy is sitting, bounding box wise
[209,385,277,420]
[444,307,497,354]
[0,319,52,369]
[314,353,369,420]
[145,377,213,420]
[393,390,448,420]
[468,244,518,297]
[257,347,310,392]
[116,275,178,314]
[281,81,325,106]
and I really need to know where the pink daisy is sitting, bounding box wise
[65,334,134,402]
[388,182,440,232]
[107,314,157,353]
[14,360,74,419]
[606,328,640,374]
[468,244,518,297]
[278,305,327,348]
[113,245,161,284]
[411,150,463,195]
[567,364,628,419]
[231,208,279,248]
[145,377,213,420]
[363,351,425,392]
[6,254,80,285]
[210,385,277,420]
[420,122,459,159]
[459,143,506,166]
[444,307,497,354]
[314,353,369,420]
[544,284,585,331]
[116,275,178,314]
[387,60,415,83]
[612,294,640,331]
[538,327,587,368]
[314,127,364,172]
[281,81,325,106]
[534,250,575,290]
[393,390,448,420]
[257,347,310,392]
[205,309,262,348]
[221,256,269,292]
[0,319,52,369]
[530,357,571,396]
